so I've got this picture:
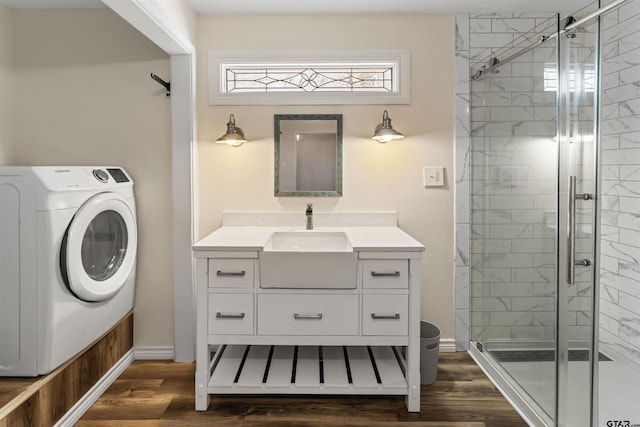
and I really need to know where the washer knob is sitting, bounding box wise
[92,169,109,183]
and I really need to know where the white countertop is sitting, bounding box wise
[193,226,424,252]
[193,212,425,252]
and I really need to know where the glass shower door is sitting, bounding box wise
[470,8,601,425]
[469,16,561,425]
[469,2,640,425]
[557,10,598,427]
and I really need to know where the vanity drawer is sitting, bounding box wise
[208,259,254,288]
[362,260,408,289]
[208,294,254,335]
[362,294,408,336]
[257,294,358,336]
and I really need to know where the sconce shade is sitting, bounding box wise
[371,110,404,143]
[216,114,247,147]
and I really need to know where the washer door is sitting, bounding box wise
[63,192,137,302]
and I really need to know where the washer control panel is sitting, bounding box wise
[30,166,132,190]
[107,168,130,183]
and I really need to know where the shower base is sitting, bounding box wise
[470,343,640,427]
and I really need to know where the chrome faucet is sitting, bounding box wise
[306,203,313,230]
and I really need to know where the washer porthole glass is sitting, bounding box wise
[81,210,128,282]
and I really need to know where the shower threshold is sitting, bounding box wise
[469,342,554,427]
[490,349,611,363]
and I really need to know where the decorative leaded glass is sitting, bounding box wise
[222,64,395,93]
[208,50,410,105]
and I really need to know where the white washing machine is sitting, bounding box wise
[0,166,137,376]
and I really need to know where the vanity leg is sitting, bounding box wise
[195,257,210,411]
[405,344,421,412]
[405,376,420,411]
[406,258,422,412]
[195,376,210,411]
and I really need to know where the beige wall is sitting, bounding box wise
[0,5,12,165]
[196,15,456,340]
[147,0,197,45]
[12,9,174,349]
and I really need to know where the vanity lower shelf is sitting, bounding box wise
[207,344,408,395]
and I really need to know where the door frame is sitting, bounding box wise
[101,0,197,362]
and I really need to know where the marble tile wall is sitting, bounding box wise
[469,37,563,344]
[456,2,640,364]
[599,0,640,368]
[455,13,557,349]
[454,14,471,351]
[471,25,598,344]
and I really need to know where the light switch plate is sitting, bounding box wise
[423,167,444,187]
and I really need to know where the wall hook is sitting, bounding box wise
[150,73,170,96]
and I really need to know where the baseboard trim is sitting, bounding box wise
[54,349,134,427]
[439,338,457,353]
[52,345,174,426]
[134,346,176,360]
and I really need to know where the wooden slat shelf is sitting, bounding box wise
[207,344,408,395]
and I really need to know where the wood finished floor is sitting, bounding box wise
[77,352,527,427]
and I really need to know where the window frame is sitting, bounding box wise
[208,50,411,105]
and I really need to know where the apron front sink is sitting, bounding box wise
[260,231,357,289]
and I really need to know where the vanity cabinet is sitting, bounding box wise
[194,247,423,412]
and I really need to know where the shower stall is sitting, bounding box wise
[468,0,640,425]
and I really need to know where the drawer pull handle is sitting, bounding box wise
[216,270,246,277]
[371,313,400,320]
[371,271,400,277]
[216,312,245,319]
[293,313,323,320]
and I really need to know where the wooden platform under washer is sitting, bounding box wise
[0,313,133,427]
[209,345,408,395]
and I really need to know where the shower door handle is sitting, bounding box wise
[567,176,577,285]
[567,175,593,285]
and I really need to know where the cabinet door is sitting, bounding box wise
[258,294,358,336]
[362,294,408,336]
[208,294,254,335]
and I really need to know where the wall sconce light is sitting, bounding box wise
[371,110,404,143]
[216,114,247,147]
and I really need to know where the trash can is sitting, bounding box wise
[420,321,440,385]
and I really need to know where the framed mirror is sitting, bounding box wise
[274,114,343,197]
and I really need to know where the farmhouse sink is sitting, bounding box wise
[259,231,357,289]
[263,231,353,252]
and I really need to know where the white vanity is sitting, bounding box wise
[193,212,424,412]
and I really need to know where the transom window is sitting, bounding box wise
[223,64,395,93]
[209,50,410,105]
